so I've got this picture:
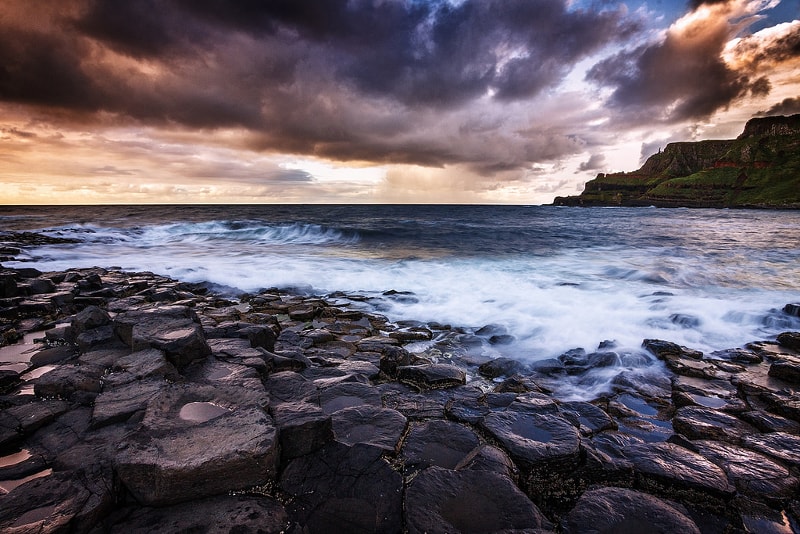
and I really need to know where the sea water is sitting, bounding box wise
[2,204,799,398]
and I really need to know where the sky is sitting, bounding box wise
[0,0,798,205]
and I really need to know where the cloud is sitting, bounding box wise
[0,0,641,177]
[587,0,785,122]
[756,96,800,116]
[578,153,606,172]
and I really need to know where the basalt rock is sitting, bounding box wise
[2,265,800,532]
[397,363,466,390]
[623,442,735,502]
[672,406,758,443]
[114,405,279,506]
[280,442,403,533]
[401,420,480,473]
[562,486,700,534]
[101,495,289,533]
[331,405,407,452]
[404,467,552,534]
[113,306,211,368]
[692,439,799,502]
[270,401,333,460]
[0,468,117,533]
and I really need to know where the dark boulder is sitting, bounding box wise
[642,339,703,360]
[768,353,800,383]
[71,305,111,335]
[558,401,617,436]
[741,432,800,468]
[114,306,211,367]
[478,357,526,379]
[0,468,117,533]
[317,382,383,415]
[378,345,414,377]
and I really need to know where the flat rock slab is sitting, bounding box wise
[114,306,210,367]
[562,486,700,534]
[693,439,799,500]
[115,405,278,506]
[768,353,800,383]
[263,370,318,404]
[33,364,102,400]
[317,381,383,414]
[0,469,115,534]
[90,379,165,429]
[558,401,616,436]
[331,405,407,452]
[105,495,288,533]
[624,442,735,499]
[280,442,403,534]
[108,348,177,382]
[271,401,333,460]
[0,400,70,449]
[480,411,580,469]
[405,466,551,534]
[401,420,480,472]
[741,432,800,468]
[397,363,466,390]
[672,406,758,443]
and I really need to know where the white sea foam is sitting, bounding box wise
[8,208,799,400]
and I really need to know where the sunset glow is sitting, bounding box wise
[1,0,798,204]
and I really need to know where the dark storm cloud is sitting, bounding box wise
[0,0,640,170]
[756,96,800,116]
[586,23,753,121]
[687,0,731,9]
[0,27,101,110]
[578,153,606,171]
[587,1,791,123]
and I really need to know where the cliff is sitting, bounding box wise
[553,114,800,209]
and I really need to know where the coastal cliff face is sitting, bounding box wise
[554,114,800,208]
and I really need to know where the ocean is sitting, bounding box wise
[2,204,799,399]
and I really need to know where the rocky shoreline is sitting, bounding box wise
[1,249,800,531]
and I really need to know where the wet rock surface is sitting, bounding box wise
[0,264,799,532]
